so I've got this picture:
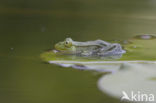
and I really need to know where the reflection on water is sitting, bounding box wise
[1,0,156,103]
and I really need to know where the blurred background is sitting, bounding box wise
[0,0,156,103]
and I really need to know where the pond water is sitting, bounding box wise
[1,0,156,103]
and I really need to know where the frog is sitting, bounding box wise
[54,38,126,57]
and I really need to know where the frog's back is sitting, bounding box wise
[75,45,101,54]
[74,42,125,57]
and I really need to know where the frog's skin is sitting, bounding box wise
[55,38,126,56]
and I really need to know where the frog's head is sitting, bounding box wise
[55,38,76,54]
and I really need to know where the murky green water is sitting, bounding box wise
[1,0,156,103]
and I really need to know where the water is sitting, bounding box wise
[1,0,156,103]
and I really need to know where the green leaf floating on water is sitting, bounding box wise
[41,34,156,102]
[41,34,156,72]
[121,34,156,60]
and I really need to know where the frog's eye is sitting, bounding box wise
[65,41,69,45]
[64,41,72,47]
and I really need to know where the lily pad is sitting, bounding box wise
[41,34,156,72]
[121,34,156,60]
[40,35,156,102]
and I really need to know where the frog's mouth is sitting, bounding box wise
[54,46,71,53]
[54,47,68,52]
[54,48,64,53]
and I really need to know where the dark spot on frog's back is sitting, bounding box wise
[106,45,116,51]
[134,34,156,40]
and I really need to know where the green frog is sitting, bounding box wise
[54,38,126,57]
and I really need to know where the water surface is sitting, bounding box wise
[1,0,156,103]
